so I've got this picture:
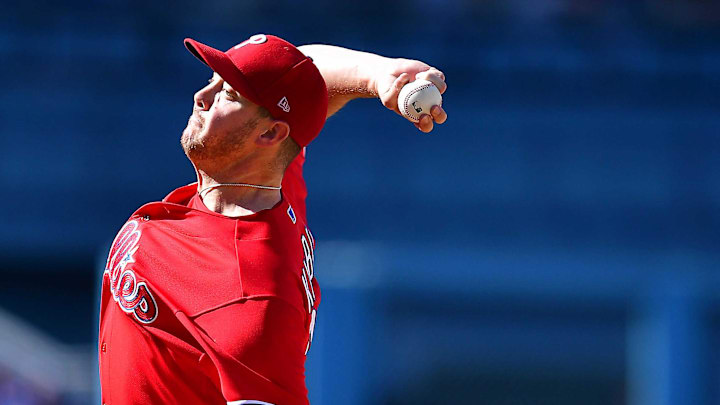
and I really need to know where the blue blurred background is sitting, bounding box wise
[1,1,719,404]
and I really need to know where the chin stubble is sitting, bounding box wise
[180,116,257,163]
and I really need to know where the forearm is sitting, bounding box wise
[298,44,447,133]
[299,44,392,117]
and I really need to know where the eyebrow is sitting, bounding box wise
[222,83,240,96]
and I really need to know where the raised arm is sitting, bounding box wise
[298,44,447,133]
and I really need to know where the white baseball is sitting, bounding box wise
[397,79,442,123]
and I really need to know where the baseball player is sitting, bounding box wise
[98,33,446,405]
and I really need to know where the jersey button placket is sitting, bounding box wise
[101,342,107,353]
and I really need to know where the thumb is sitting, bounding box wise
[378,73,412,114]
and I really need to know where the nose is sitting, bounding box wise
[194,80,220,111]
[194,94,205,110]
[194,89,211,111]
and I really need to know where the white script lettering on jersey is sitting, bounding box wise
[104,219,158,324]
[233,34,268,50]
[300,227,317,354]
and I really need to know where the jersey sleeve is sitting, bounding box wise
[281,147,309,220]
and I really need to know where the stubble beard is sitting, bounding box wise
[181,117,207,161]
[180,114,258,169]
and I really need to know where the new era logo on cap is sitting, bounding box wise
[277,96,290,113]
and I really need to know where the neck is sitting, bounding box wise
[195,168,283,217]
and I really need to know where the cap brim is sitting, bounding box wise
[184,38,261,104]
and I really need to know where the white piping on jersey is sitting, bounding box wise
[227,401,275,405]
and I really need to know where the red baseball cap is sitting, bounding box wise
[184,34,328,147]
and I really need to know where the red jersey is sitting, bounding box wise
[98,151,320,405]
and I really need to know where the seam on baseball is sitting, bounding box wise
[402,83,435,122]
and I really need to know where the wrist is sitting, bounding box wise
[366,57,397,98]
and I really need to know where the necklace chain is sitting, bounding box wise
[198,183,281,198]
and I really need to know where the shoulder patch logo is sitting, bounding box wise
[104,219,158,324]
[287,205,297,224]
[277,96,290,113]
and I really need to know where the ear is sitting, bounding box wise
[256,120,290,147]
